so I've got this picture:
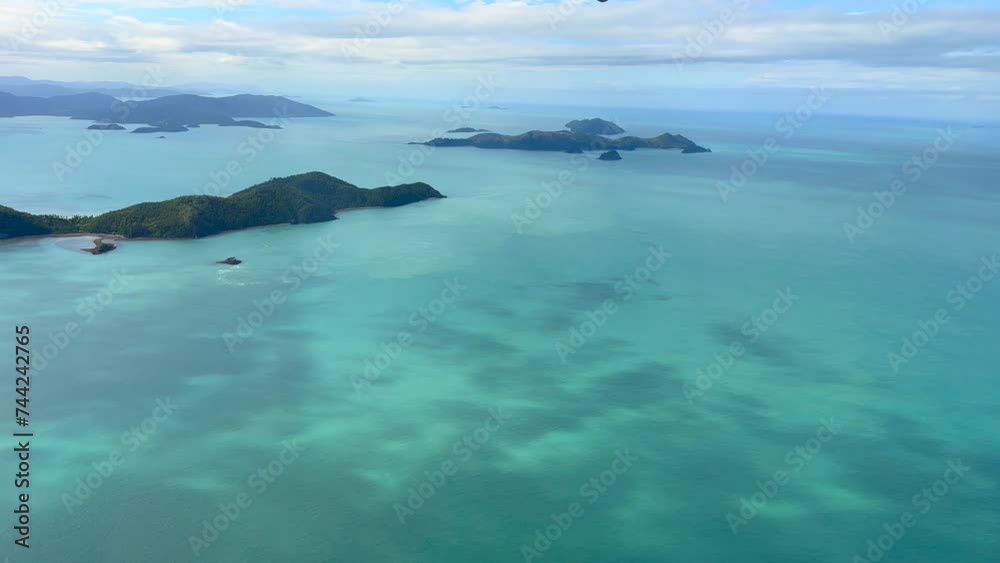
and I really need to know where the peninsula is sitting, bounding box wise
[413,130,710,154]
[0,172,444,240]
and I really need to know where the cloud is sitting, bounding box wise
[1,0,998,114]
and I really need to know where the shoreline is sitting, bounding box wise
[0,205,393,246]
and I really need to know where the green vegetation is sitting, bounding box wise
[414,130,711,154]
[0,206,86,238]
[565,118,626,135]
[0,172,444,240]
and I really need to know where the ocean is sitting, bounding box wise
[0,98,997,562]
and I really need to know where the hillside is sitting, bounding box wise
[565,118,626,135]
[0,92,333,125]
[414,130,711,154]
[0,172,444,240]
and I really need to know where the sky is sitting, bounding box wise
[1,0,999,119]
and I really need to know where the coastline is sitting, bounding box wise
[0,204,410,246]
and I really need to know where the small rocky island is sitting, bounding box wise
[447,127,491,133]
[132,124,189,134]
[217,257,242,265]
[566,118,625,135]
[87,123,126,131]
[598,150,622,161]
[349,97,376,102]
[0,172,445,241]
[83,238,117,255]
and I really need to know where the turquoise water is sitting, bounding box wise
[0,101,998,562]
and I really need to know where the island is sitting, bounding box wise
[218,120,281,129]
[87,123,126,130]
[566,118,625,135]
[0,91,334,131]
[412,130,710,154]
[488,106,508,110]
[218,257,243,265]
[132,124,189,134]
[447,127,491,133]
[0,172,445,240]
[83,238,117,255]
[598,150,622,161]
[349,97,377,102]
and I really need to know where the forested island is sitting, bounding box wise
[0,172,444,240]
[565,118,625,135]
[413,130,710,154]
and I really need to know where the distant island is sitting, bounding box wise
[132,124,189,134]
[566,118,625,135]
[218,120,281,129]
[87,123,125,130]
[0,92,333,130]
[413,130,710,154]
[488,106,507,110]
[598,150,622,161]
[0,172,444,240]
[447,127,491,133]
[349,97,376,102]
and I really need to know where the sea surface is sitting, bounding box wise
[0,97,997,562]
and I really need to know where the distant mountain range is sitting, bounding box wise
[0,91,334,127]
[0,76,199,99]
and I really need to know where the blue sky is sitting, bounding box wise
[2,0,999,119]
